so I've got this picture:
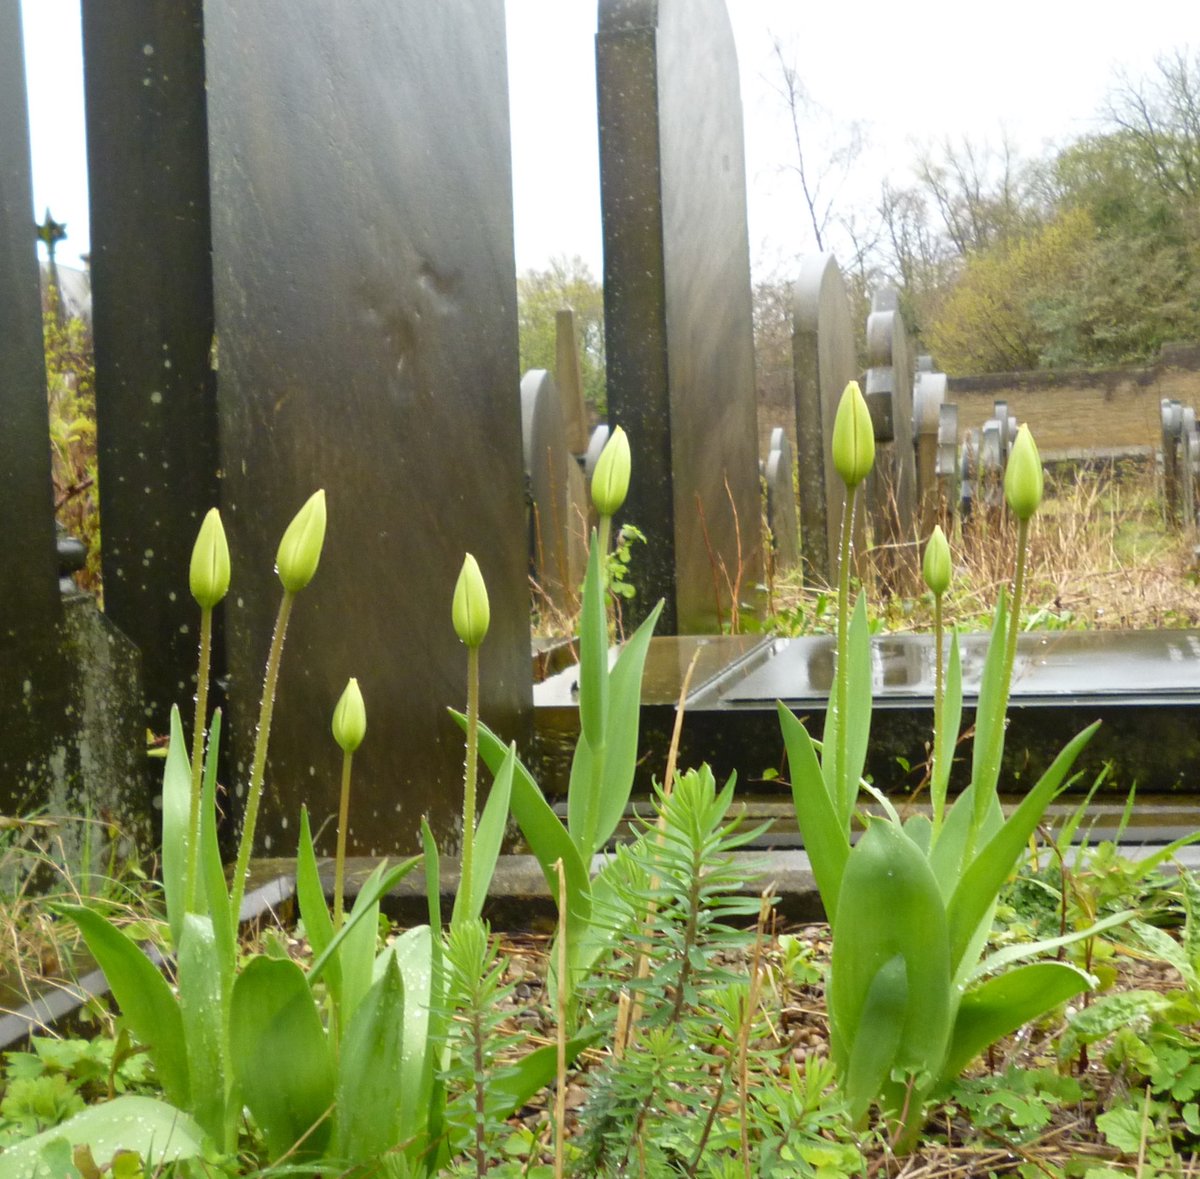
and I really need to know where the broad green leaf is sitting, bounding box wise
[841,955,906,1122]
[463,715,591,931]
[778,702,849,919]
[55,905,189,1110]
[452,741,515,927]
[161,706,191,946]
[1131,919,1199,991]
[947,722,1099,975]
[842,593,872,824]
[567,733,602,861]
[339,885,382,1030]
[0,1097,206,1179]
[972,910,1133,981]
[594,599,664,849]
[334,956,407,1164]
[307,857,418,984]
[295,806,340,1002]
[929,784,1003,900]
[969,589,1009,814]
[198,709,234,981]
[229,956,334,1162]
[829,822,951,1093]
[576,537,608,752]
[176,915,231,1150]
[420,820,447,1177]
[942,961,1093,1083]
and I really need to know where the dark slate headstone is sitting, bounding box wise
[0,3,149,855]
[791,253,861,585]
[598,0,761,634]
[81,4,219,732]
[522,369,587,611]
[204,1,530,855]
[0,0,58,641]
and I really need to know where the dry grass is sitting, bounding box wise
[774,462,1200,635]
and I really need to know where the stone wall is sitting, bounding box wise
[948,344,1200,453]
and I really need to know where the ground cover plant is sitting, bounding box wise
[7,411,1200,1176]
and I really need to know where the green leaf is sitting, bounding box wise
[970,589,1009,814]
[576,536,608,753]
[307,857,418,985]
[842,593,872,824]
[0,1097,206,1179]
[176,915,231,1150]
[973,910,1133,981]
[334,955,407,1164]
[932,630,962,812]
[778,702,849,919]
[841,955,906,1123]
[943,961,1093,1083]
[229,956,334,1162]
[339,885,382,1031]
[54,905,189,1111]
[296,806,340,1002]
[463,714,591,932]
[161,706,191,947]
[1131,918,1200,991]
[946,722,1099,975]
[593,599,664,850]
[452,741,515,927]
[198,709,234,981]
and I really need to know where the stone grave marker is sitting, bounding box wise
[1163,399,1183,522]
[791,253,861,585]
[763,428,799,570]
[1,0,147,858]
[203,0,530,854]
[522,369,587,611]
[937,402,959,520]
[864,289,918,591]
[81,4,220,731]
[598,0,761,634]
[1182,407,1198,531]
[912,366,948,537]
[555,308,590,455]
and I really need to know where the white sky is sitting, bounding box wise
[20,0,1196,277]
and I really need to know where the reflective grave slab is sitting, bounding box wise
[535,631,1200,797]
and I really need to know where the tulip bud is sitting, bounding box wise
[452,553,490,648]
[189,508,231,609]
[591,425,631,517]
[275,490,327,593]
[332,677,366,754]
[1004,425,1044,521]
[831,380,875,489]
[922,525,951,597]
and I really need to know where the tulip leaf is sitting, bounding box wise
[970,588,1009,814]
[779,702,849,919]
[296,806,340,1002]
[842,593,872,824]
[230,956,334,1162]
[198,709,234,981]
[161,707,191,947]
[942,961,1093,1083]
[576,537,608,754]
[452,741,515,927]
[55,904,189,1111]
[931,630,962,814]
[176,914,232,1150]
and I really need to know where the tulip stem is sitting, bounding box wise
[186,604,213,914]
[930,591,945,835]
[1003,517,1030,703]
[333,750,354,931]
[230,590,295,927]
[460,644,480,922]
[835,485,857,816]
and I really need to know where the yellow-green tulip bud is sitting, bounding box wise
[831,380,875,489]
[189,507,231,609]
[591,425,631,517]
[275,489,327,593]
[1004,425,1044,521]
[922,524,951,597]
[452,553,490,648]
[332,677,366,754]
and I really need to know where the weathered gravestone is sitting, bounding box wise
[791,253,862,585]
[556,308,590,456]
[912,364,949,537]
[597,0,761,633]
[521,369,587,611]
[937,402,960,522]
[763,428,799,570]
[1,0,146,863]
[200,1,531,854]
[864,289,918,592]
[1163,399,1183,522]
[81,4,220,731]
